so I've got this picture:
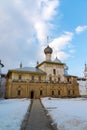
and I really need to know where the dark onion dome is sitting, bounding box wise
[44,45,53,54]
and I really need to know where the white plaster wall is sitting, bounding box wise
[78,80,87,96]
[46,54,51,61]
[39,63,65,82]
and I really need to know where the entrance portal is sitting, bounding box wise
[30,91,34,99]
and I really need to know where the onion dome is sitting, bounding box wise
[44,45,53,54]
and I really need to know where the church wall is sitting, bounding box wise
[66,83,80,97]
[38,63,65,82]
[11,72,46,82]
[5,81,80,98]
[6,82,28,98]
[78,80,87,96]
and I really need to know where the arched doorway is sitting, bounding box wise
[30,91,34,99]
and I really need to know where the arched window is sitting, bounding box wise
[52,91,54,95]
[58,90,60,95]
[67,78,70,82]
[40,90,42,96]
[53,69,56,75]
[17,87,21,96]
[17,89,21,96]
[58,76,61,82]
[73,90,74,95]
[68,90,70,95]
[38,76,41,81]
[31,75,34,81]
[19,74,22,80]
[49,77,52,82]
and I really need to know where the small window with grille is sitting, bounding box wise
[58,90,60,95]
[40,90,42,96]
[19,74,22,80]
[53,69,56,75]
[31,75,34,81]
[52,91,54,95]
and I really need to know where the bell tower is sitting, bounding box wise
[84,63,87,79]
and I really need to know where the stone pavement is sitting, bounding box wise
[25,99,57,130]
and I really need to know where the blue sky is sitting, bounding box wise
[0,0,87,77]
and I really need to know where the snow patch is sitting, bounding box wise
[0,98,30,130]
[42,97,87,130]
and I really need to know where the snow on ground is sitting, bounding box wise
[42,97,87,130]
[0,98,30,130]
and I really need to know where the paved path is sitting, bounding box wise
[26,99,57,130]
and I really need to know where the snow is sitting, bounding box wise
[0,98,30,130]
[42,97,87,130]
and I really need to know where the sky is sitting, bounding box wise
[0,0,87,77]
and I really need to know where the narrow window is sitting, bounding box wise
[73,90,74,95]
[53,69,56,75]
[58,90,60,95]
[40,90,42,96]
[67,78,69,82]
[52,91,54,95]
[49,77,52,82]
[31,75,34,81]
[68,90,70,95]
[19,74,22,80]
[38,76,41,81]
[58,77,60,82]
[17,89,21,96]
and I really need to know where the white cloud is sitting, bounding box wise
[0,0,60,73]
[50,32,73,50]
[75,25,87,34]
[49,32,73,60]
[12,0,59,43]
[38,31,74,61]
[69,49,75,53]
[41,0,59,21]
[56,51,69,59]
[0,0,75,72]
[33,0,59,43]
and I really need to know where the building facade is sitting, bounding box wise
[78,64,87,97]
[5,46,80,98]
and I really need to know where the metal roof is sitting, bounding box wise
[36,60,64,68]
[64,71,68,76]
[10,67,46,74]
[53,57,61,63]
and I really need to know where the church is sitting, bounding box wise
[5,45,80,98]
